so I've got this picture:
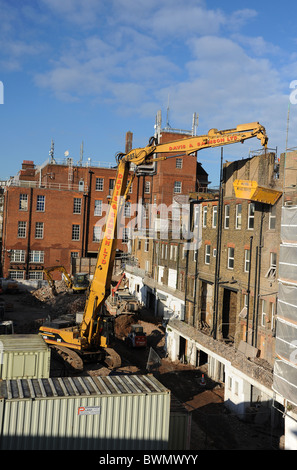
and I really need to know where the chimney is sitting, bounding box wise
[125,131,133,154]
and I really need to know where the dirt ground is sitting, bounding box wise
[0,283,284,450]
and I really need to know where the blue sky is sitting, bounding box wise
[1,0,297,185]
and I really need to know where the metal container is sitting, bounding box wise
[0,335,51,380]
[169,395,192,450]
[0,374,171,450]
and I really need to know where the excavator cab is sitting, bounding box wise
[72,272,89,293]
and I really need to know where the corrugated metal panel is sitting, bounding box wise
[0,374,171,450]
[168,395,191,450]
[0,335,51,379]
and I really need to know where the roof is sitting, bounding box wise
[0,374,169,400]
[0,334,48,352]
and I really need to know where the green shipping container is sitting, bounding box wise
[0,334,51,379]
[0,374,171,450]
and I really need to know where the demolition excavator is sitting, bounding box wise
[39,122,268,370]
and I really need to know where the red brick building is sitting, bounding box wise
[1,129,208,281]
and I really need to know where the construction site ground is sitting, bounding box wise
[0,282,284,451]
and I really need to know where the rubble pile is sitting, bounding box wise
[114,314,137,340]
[31,281,86,317]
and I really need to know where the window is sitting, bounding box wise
[71,251,79,259]
[73,198,82,214]
[224,204,230,229]
[122,227,130,243]
[194,206,200,227]
[244,249,250,272]
[203,206,207,227]
[261,299,268,327]
[193,250,198,262]
[124,201,131,217]
[28,271,43,280]
[29,250,44,263]
[212,206,217,228]
[19,194,28,211]
[236,204,242,229]
[72,224,80,240]
[144,239,149,252]
[127,180,133,193]
[269,205,276,230]
[11,250,26,262]
[143,202,149,219]
[228,247,235,269]
[248,203,255,229]
[9,270,24,280]
[95,177,104,191]
[94,200,103,216]
[18,221,27,238]
[176,158,183,169]
[205,245,210,264]
[144,181,150,193]
[266,252,277,278]
[145,260,150,273]
[170,244,178,260]
[109,179,115,194]
[35,222,44,239]
[93,225,102,242]
[36,195,45,211]
[174,181,182,194]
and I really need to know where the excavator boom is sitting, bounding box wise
[39,120,268,369]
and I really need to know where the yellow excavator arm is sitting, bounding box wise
[80,121,268,345]
[40,121,268,362]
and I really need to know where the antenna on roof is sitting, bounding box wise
[166,94,171,129]
[78,141,84,166]
[49,139,56,164]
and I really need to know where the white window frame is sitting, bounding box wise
[269,205,276,230]
[93,225,102,242]
[94,200,103,216]
[73,197,82,214]
[29,250,44,263]
[9,270,24,280]
[174,181,182,194]
[124,201,131,218]
[35,222,44,239]
[95,177,104,191]
[144,239,149,252]
[205,244,210,264]
[212,206,217,228]
[202,206,207,227]
[236,204,242,229]
[248,203,255,230]
[122,227,130,243]
[176,158,183,169]
[36,195,45,212]
[28,271,43,280]
[244,249,250,273]
[19,194,28,211]
[18,221,27,238]
[144,181,150,194]
[224,204,230,229]
[72,224,80,241]
[11,250,26,262]
[170,244,178,261]
[228,247,235,270]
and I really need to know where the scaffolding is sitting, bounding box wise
[273,205,297,405]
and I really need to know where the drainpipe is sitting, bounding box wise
[212,148,224,340]
[25,188,33,279]
[84,170,93,257]
[245,235,253,343]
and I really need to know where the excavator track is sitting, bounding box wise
[104,348,121,369]
[51,345,84,371]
